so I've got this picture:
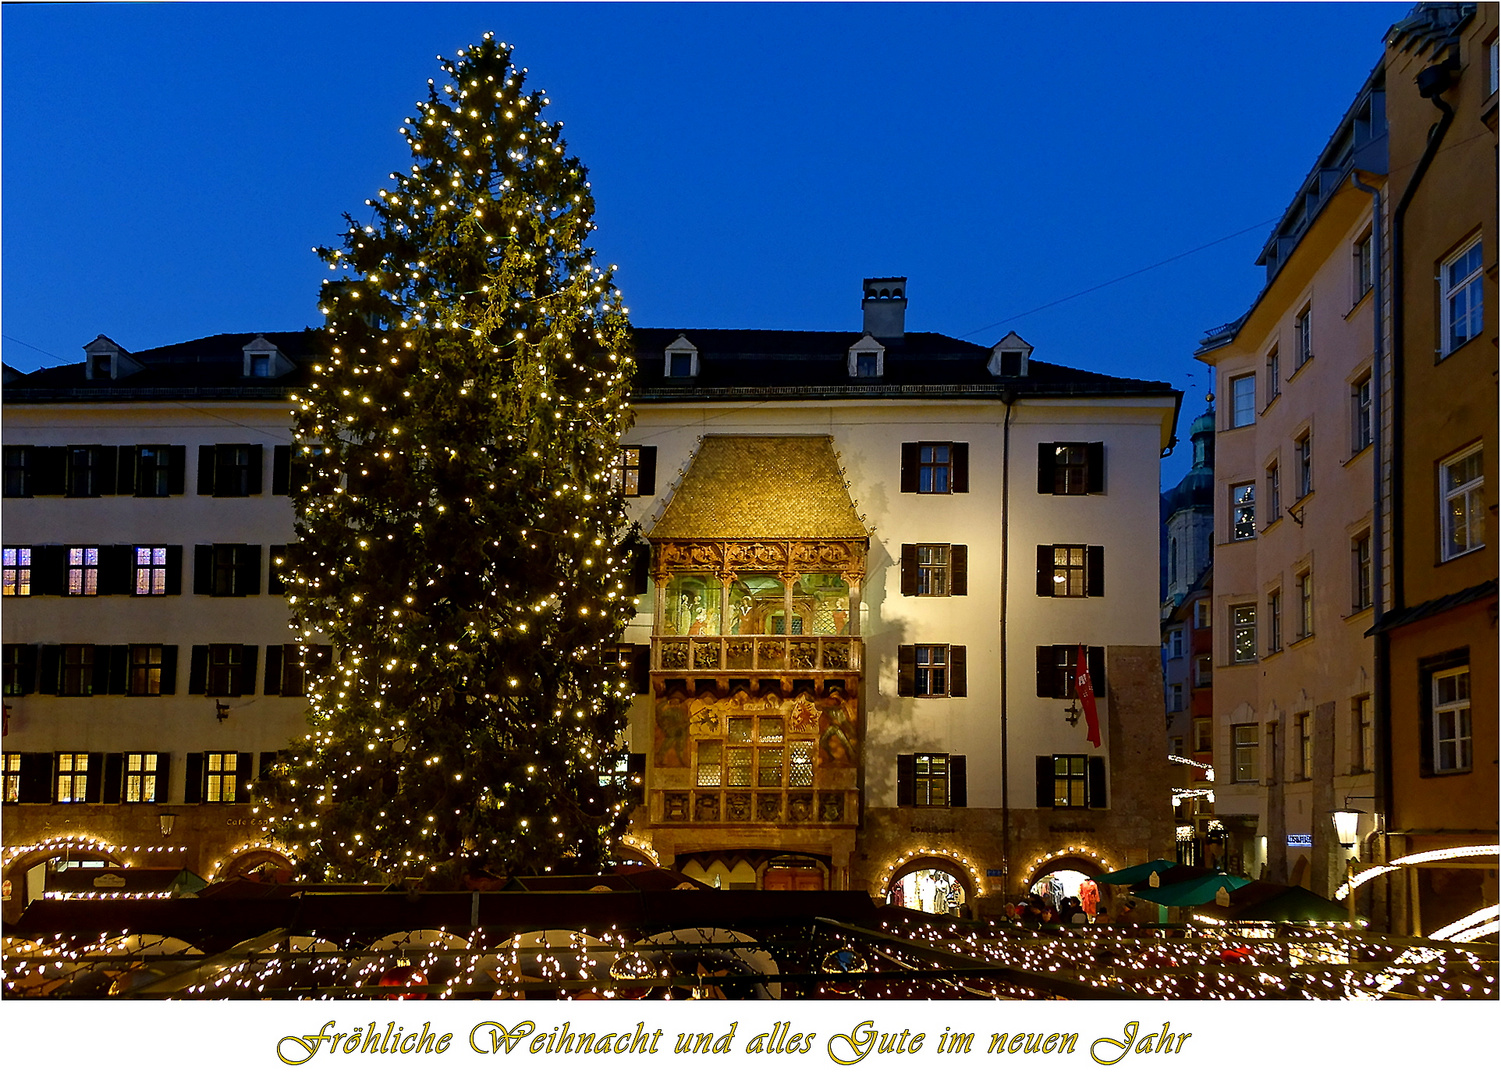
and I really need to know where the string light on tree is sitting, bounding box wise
[264,33,638,887]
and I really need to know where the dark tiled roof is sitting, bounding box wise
[4,326,1174,403]
[1368,578,1498,635]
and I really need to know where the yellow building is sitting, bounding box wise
[1373,2,1498,936]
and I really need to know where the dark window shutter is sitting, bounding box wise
[188,645,208,695]
[951,545,967,595]
[183,753,204,803]
[165,546,183,595]
[197,446,215,495]
[193,546,214,595]
[234,752,253,802]
[242,545,262,596]
[1035,757,1054,809]
[264,645,283,696]
[95,446,119,495]
[951,443,969,492]
[949,645,967,697]
[168,446,187,494]
[271,445,291,495]
[1087,545,1105,596]
[900,443,918,492]
[117,446,137,495]
[631,644,650,695]
[1088,756,1108,807]
[159,645,178,695]
[637,446,656,497]
[1086,442,1105,493]
[36,545,68,594]
[38,645,61,694]
[949,756,967,807]
[85,752,105,802]
[896,754,915,806]
[20,753,52,802]
[28,447,59,496]
[897,644,916,697]
[628,541,650,596]
[267,545,287,595]
[241,646,259,696]
[103,753,124,804]
[154,752,171,799]
[16,644,38,695]
[246,444,264,495]
[91,646,110,696]
[1037,443,1055,494]
[98,545,131,595]
[1036,646,1055,698]
[258,750,280,780]
[108,644,129,695]
[1037,545,1053,596]
[900,544,917,596]
[1088,646,1106,696]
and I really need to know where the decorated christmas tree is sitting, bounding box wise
[262,35,638,884]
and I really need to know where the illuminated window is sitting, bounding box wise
[1052,754,1088,807]
[1046,544,1089,596]
[1231,483,1256,540]
[129,645,164,696]
[67,547,100,595]
[2,547,32,596]
[615,446,642,496]
[205,752,240,803]
[124,753,160,803]
[2,753,22,803]
[914,753,950,807]
[135,546,168,596]
[1230,604,1257,664]
[55,752,90,803]
[1440,445,1484,560]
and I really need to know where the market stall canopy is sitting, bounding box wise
[1133,873,1250,908]
[1196,882,1350,924]
[1091,860,1176,885]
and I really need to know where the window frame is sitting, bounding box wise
[1296,569,1314,640]
[1230,603,1257,664]
[67,546,100,596]
[1193,717,1213,754]
[207,644,248,697]
[1265,346,1280,402]
[128,645,165,697]
[55,752,91,803]
[914,644,949,697]
[134,546,169,596]
[1353,695,1374,774]
[1295,304,1313,369]
[3,546,33,596]
[1166,627,1184,660]
[1440,236,1483,357]
[1431,665,1472,774]
[1231,482,1256,541]
[1352,375,1373,452]
[1267,589,1282,653]
[1051,754,1089,808]
[1295,431,1313,499]
[1229,373,1256,428]
[204,752,241,803]
[1232,724,1259,783]
[1352,532,1372,612]
[123,752,162,804]
[59,644,97,697]
[1439,444,1484,561]
[917,443,952,494]
[1193,653,1213,688]
[1295,712,1312,781]
[1354,228,1374,301]
[913,752,950,807]
[1266,459,1281,524]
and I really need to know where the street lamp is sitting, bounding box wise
[1333,809,1361,849]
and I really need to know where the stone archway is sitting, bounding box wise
[217,847,296,883]
[881,855,977,916]
[2,836,125,923]
[1024,855,1108,920]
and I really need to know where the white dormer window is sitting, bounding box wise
[241,335,292,378]
[663,334,699,378]
[80,334,140,381]
[846,333,885,378]
[987,331,1034,378]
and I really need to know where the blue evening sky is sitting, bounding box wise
[1,2,1409,488]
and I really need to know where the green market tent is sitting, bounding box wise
[1132,873,1251,908]
[1091,860,1177,885]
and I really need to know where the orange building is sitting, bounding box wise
[1372,3,1498,936]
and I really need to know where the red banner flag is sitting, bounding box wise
[1075,644,1100,748]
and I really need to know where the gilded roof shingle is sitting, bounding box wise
[650,435,866,540]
